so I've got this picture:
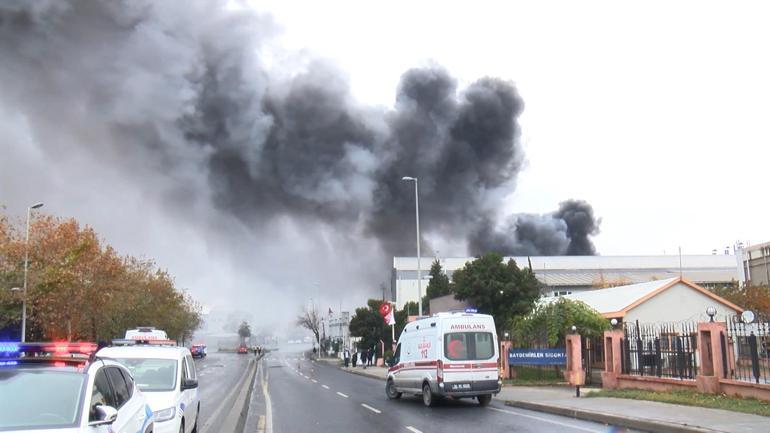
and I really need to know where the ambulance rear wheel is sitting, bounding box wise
[386,379,402,399]
[477,394,492,406]
[422,383,434,407]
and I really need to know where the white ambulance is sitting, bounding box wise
[386,312,501,407]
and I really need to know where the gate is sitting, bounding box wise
[620,320,699,379]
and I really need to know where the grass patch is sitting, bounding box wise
[586,388,770,417]
[503,366,566,386]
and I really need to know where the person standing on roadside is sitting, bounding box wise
[344,348,350,367]
[352,351,358,368]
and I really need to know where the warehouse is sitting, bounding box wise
[392,254,742,309]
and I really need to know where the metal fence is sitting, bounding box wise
[726,315,770,384]
[621,320,699,379]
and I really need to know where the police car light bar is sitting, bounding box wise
[111,339,177,346]
[0,342,98,367]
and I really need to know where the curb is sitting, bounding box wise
[219,355,262,433]
[340,367,387,381]
[504,400,722,433]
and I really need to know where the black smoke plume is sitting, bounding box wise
[0,1,601,292]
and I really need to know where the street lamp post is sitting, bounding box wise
[22,202,44,342]
[401,177,422,316]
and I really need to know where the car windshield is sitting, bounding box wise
[115,358,178,392]
[444,332,495,361]
[0,369,85,430]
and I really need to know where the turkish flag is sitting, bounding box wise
[379,302,392,318]
[384,309,396,326]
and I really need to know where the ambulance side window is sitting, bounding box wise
[393,343,401,364]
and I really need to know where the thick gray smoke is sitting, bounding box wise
[0,1,600,309]
[468,200,601,256]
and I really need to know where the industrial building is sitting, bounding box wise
[392,254,744,309]
[740,241,770,286]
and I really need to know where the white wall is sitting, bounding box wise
[625,282,740,324]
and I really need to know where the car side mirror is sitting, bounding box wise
[89,405,118,426]
[181,378,198,390]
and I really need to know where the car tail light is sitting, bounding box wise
[437,359,444,384]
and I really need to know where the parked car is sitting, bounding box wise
[386,312,502,407]
[237,344,248,354]
[98,340,200,433]
[0,342,154,433]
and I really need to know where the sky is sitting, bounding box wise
[251,0,770,255]
[1,0,768,330]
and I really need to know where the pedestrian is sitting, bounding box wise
[363,349,369,369]
[371,347,377,366]
[352,351,358,368]
[369,347,375,366]
[344,348,350,367]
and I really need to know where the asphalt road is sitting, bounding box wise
[193,351,253,428]
[260,348,640,433]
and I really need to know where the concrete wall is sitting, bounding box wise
[625,282,739,324]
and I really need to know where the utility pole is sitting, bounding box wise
[22,202,44,342]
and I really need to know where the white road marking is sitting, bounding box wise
[311,379,318,383]
[487,407,602,433]
[361,404,381,414]
[336,392,349,398]
[321,384,330,389]
[405,427,423,433]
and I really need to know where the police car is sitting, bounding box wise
[97,340,200,433]
[0,342,154,432]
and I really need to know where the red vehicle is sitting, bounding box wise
[191,343,207,358]
[237,344,248,354]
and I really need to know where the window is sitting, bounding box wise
[114,358,178,392]
[90,369,116,421]
[444,332,495,361]
[185,355,197,380]
[106,367,130,408]
[393,343,401,364]
[0,370,85,429]
[120,368,134,399]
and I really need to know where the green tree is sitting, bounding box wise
[451,252,540,335]
[238,321,251,344]
[426,259,451,299]
[511,298,610,348]
[349,299,390,350]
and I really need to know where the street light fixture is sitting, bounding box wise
[705,306,717,323]
[401,176,423,316]
[22,202,44,342]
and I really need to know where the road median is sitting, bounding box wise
[201,354,262,433]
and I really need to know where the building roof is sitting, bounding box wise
[553,277,743,318]
[393,255,740,287]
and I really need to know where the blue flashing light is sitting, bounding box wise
[465,307,478,313]
[0,360,18,367]
[0,342,20,354]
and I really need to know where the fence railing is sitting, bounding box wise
[621,320,699,380]
[726,315,770,385]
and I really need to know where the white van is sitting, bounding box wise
[386,312,501,407]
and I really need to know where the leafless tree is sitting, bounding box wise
[296,306,321,346]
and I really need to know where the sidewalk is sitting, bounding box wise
[315,357,388,380]
[497,386,770,433]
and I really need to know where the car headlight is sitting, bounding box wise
[153,407,176,422]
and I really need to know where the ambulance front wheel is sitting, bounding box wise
[477,394,492,406]
[386,379,402,399]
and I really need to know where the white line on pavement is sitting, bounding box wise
[361,404,381,414]
[336,392,349,398]
[405,427,423,433]
[487,407,602,433]
[311,379,318,383]
[321,385,330,389]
